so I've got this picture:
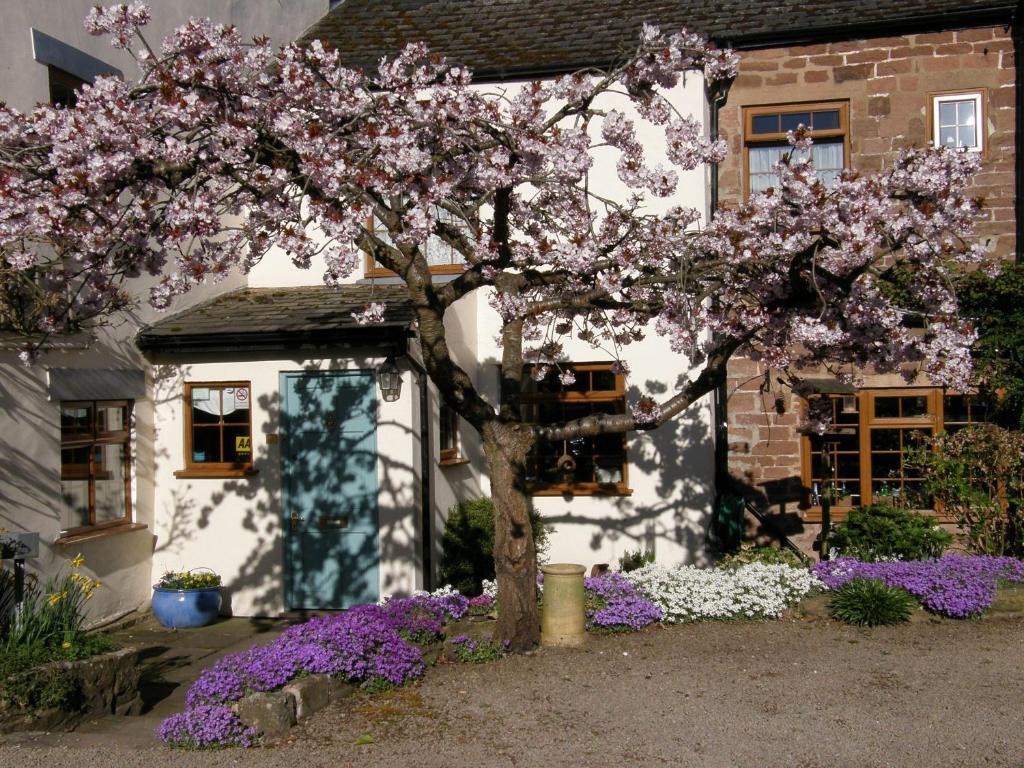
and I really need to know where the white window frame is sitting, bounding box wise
[931,92,984,153]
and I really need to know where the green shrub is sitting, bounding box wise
[618,549,655,572]
[908,424,1024,557]
[0,634,115,711]
[829,505,952,561]
[438,498,547,596]
[717,545,807,570]
[828,578,917,626]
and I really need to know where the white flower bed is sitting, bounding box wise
[624,563,821,623]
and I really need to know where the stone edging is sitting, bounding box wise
[231,674,355,741]
[0,647,142,733]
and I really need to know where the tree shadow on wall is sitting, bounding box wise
[150,355,422,619]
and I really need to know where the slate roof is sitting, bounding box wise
[136,284,415,353]
[299,0,1017,78]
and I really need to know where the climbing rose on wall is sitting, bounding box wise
[0,6,985,649]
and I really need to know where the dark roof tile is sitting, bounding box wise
[299,0,1016,77]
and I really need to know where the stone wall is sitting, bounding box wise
[717,24,1018,540]
[0,648,141,733]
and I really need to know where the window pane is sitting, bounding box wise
[779,112,812,132]
[591,370,616,391]
[871,428,900,451]
[191,387,221,423]
[943,395,969,424]
[94,443,127,524]
[956,100,976,126]
[811,110,840,130]
[901,396,929,418]
[874,397,900,419]
[751,114,779,134]
[958,125,976,148]
[97,404,127,433]
[223,424,252,463]
[938,101,957,126]
[61,404,93,436]
[221,386,250,422]
[939,126,958,147]
[191,427,222,463]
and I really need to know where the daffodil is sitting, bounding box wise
[70,553,85,568]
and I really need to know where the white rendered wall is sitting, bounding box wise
[147,351,420,616]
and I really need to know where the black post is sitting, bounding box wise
[14,558,25,605]
[819,446,833,562]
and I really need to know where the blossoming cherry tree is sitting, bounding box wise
[0,4,985,649]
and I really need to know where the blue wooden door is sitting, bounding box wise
[280,371,379,609]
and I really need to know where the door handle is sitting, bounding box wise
[318,515,349,530]
[290,511,301,531]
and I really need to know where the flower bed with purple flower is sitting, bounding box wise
[158,590,467,749]
[584,572,663,631]
[812,555,1024,618]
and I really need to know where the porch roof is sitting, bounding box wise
[298,0,1016,79]
[135,284,415,354]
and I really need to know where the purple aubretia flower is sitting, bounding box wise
[156,705,256,749]
[584,572,662,631]
[812,555,1024,618]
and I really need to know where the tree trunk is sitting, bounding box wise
[482,420,539,651]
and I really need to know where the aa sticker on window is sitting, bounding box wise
[235,435,252,453]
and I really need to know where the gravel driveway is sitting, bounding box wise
[2,614,1022,767]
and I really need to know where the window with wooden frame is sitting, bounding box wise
[801,389,989,521]
[59,400,132,533]
[520,363,629,496]
[364,209,468,278]
[744,101,849,196]
[176,382,255,478]
[48,65,86,108]
[930,91,985,153]
[438,402,466,465]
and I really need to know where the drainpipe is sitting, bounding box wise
[708,80,731,499]
[404,353,433,591]
[1014,13,1022,265]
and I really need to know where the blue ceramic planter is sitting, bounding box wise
[152,586,222,628]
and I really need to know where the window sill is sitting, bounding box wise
[55,523,148,546]
[530,485,632,497]
[802,507,955,524]
[438,457,470,468]
[173,467,259,479]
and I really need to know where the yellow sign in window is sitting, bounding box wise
[235,435,252,453]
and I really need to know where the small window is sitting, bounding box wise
[932,92,984,152]
[48,65,86,108]
[438,402,464,465]
[520,363,629,496]
[59,400,132,532]
[177,382,255,477]
[744,102,849,196]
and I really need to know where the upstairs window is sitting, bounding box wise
[59,400,132,532]
[521,363,629,496]
[932,92,984,152]
[176,382,255,478]
[48,66,87,108]
[438,402,466,465]
[365,209,468,277]
[744,102,849,195]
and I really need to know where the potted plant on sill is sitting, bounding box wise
[152,568,222,629]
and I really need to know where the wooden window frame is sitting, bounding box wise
[363,214,468,278]
[438,402,468,466]
[800,388,987,523]
[521,362,631,497]
[59,400,133,535]
[929,89,986,156]
[175,381,257,479]
[742,101,850,198]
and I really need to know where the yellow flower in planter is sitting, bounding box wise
[70,553,85,568]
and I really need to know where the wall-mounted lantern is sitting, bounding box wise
[377,357,402,402]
